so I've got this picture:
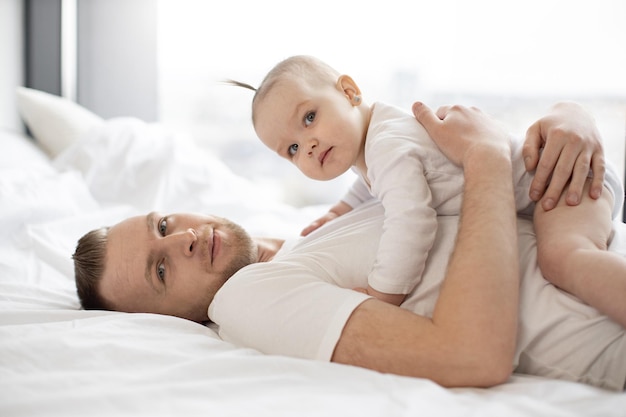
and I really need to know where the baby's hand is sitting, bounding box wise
[353,286,406,306]
[301,201,353,236]
[300,212,340,236]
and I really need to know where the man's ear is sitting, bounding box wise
[336,75,362,106]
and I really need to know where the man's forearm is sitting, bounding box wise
[333,104,521,387]
[333,148,520,387]
[434,146,519,370]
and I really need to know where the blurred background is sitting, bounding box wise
[3,0,626,206]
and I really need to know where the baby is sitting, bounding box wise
[233,55,626,328]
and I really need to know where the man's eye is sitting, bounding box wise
[159,218,167,236]
[157,262,166,282]
[304,111,315,126]
[288,144,298,156]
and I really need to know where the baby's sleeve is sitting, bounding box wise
[341,176,374,209]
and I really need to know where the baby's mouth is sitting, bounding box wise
[319,147,333,165]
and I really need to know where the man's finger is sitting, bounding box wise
[563,155,592,205]
[522,122,542,172]
[412,101,441,135]
[589,154,606,199]
[539,149,575,210]
[529,144,559,202]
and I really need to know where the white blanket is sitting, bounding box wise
[1,120,625,417]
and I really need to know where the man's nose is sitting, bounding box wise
[164,228,197,256]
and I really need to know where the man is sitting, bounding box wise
[74,102,625,390]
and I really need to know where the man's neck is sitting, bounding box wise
[254,237,285,262]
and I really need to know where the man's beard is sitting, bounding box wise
[215,220,257,283]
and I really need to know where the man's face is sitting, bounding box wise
[99,212,257,322]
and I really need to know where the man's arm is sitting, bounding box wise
[332,104,519,388]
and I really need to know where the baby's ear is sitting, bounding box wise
[336,75,361,103]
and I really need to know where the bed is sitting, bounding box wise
[1,88,625,416]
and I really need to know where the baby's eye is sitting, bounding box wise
[159,218,167,236]
[304,111,315,126]
[288,144,298,156]
[157,262,166,282]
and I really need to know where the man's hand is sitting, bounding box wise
[412,102,511,167]
[522,101,605,211]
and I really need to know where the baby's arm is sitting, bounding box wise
[300,201,352,236]
[354,286,407,305]
[301,177,373,236]
[364,138,438,305]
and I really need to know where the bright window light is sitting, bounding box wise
[156,0,626,206]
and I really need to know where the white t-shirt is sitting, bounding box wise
[209,200,626,391]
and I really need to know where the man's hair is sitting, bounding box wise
[72,227,111,310]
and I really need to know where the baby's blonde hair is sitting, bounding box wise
[227,55,341,125]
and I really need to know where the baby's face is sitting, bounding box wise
[253,77,366,181]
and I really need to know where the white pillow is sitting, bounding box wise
[0,128,54,173]
[16,87,105,157]
[53,117,263,213]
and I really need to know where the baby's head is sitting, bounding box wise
[243,55,370,182]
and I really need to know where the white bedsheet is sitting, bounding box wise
[1,121,625,417]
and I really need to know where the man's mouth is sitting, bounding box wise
[210,229,220,265]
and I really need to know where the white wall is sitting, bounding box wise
[0,0,24,131]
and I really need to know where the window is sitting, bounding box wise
[157,0,626,206]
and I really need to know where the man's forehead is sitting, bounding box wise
[117,212,151,229]
[102,214,152,310]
